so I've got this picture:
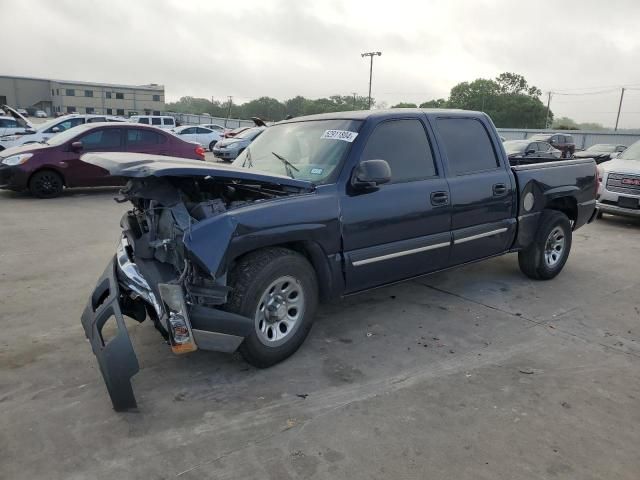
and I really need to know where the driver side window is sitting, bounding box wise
[79,128,123,150]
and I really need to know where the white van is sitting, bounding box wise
[130,115,176,130]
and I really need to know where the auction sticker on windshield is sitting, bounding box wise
[321,130,358,142]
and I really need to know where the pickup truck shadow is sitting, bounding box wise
[124,255,538,418]
[596,213,640,229]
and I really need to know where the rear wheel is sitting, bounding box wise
[29,170,64,198]
[209,141,217,152]
[225,247,318,368]
[596,210,604,219]
[518,209,572,280]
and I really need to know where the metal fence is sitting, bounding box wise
[497,128,640,149]
[165,112,255,129]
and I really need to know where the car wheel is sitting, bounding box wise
[225,247,319,368]
[29,170,64,198]
[596,210,604,219]
[518,209,572,280]
[209,141,217,152]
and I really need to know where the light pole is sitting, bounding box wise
[361,51,381,109]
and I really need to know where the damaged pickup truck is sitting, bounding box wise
[81,109,598,410]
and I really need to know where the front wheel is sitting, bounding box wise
[225,247,319,368]
[29,170,64,198]
[518,210,572,280]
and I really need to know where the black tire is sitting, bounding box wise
[518,210,572,280]
[225,247,319,368]
[29,170,64,198]
[596,210,604,219]
[209,141,217,152]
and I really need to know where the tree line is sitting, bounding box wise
[166,73,552,129]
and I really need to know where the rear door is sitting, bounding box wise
[124,127,168,155]
[342,117,452,292]
[433,116,516,266]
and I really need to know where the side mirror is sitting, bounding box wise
[351,159,391,190]
[51,126,60,133]
[525,149,536,155]
[70,141,83,152]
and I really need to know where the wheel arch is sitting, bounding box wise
[545,195,577,224]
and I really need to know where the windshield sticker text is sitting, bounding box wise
[310,168,324,175]
[321,130,358,142]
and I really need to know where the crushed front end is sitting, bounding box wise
[81,173,305,410]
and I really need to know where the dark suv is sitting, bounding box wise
[529,133,575,158]
[0,123,205,197]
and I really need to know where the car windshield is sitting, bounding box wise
[46,124,90,146]
[503,140,528,154]
[233,119,362,184]
[617,140,640,161]
[529,134,550,141]
[33,117,66,132]
[587,144,615,152]
[234,127,263,140]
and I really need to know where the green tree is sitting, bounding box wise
[391,102,417,108]
[419,98,448,108]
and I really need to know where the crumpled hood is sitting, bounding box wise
[599,158,640,175]
[81,152,315,190]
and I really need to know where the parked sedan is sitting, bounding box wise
[503,140,561,162]
[0,123,205,198]
[574,144,627,164]
[173,125,222,151]
[35,110,48,118]
[213,126,265,161]
[529,133,575,158]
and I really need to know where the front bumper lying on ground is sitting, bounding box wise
[81,237,254,411]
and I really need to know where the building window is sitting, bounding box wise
[66,106,76,113]
[116,109,125,116]
[66,89,75,96]
[51,89,55,96]
[106,108,113,115]
[85,90,93,97]
[106,92,112,99]
[86,107,95,114]
[116,92,124,100]
[56,89,59,95]
[144,109,151,115]
[152,94,160,101]
[153,110,161,116]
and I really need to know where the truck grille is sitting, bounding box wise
[606,172,640,196]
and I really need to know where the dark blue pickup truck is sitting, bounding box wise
[81,109,598,410]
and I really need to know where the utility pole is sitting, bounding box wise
[361,51,382,110]
[615,87,625,131]
[225,96,232,128]
[545,91,552,129]
[352,92,357,110]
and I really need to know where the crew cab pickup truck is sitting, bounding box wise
[80,109,598,410]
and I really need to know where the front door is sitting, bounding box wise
[432,117,515,266]
[63,127,125,187]
[341,117,452,293]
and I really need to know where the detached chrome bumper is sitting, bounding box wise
[81,258,140,411]
[82,237,254,411]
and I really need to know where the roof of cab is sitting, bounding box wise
[280,108,486,123]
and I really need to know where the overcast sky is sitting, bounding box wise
[4,0,640,128]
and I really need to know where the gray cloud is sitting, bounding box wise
[3,0,640,127]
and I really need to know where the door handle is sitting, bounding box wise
[430,191,449,206]
[493,183,507,196]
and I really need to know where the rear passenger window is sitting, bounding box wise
[436,118,499,175]
[360,119,436,183]
[127,129,165,146]
[137,118,149,125]
[151,118,162,125]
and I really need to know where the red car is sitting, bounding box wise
[0,123,205,198]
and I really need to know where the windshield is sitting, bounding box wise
[587,144,615,152]
[46,124,89,146]
[503,140,528,154]
[617,140,640,161]
[233,119,362,184]
[234,127,263,140]
[33,117,63,132]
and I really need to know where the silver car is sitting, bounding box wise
[213,126,265,162]
[596,140,640,218]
